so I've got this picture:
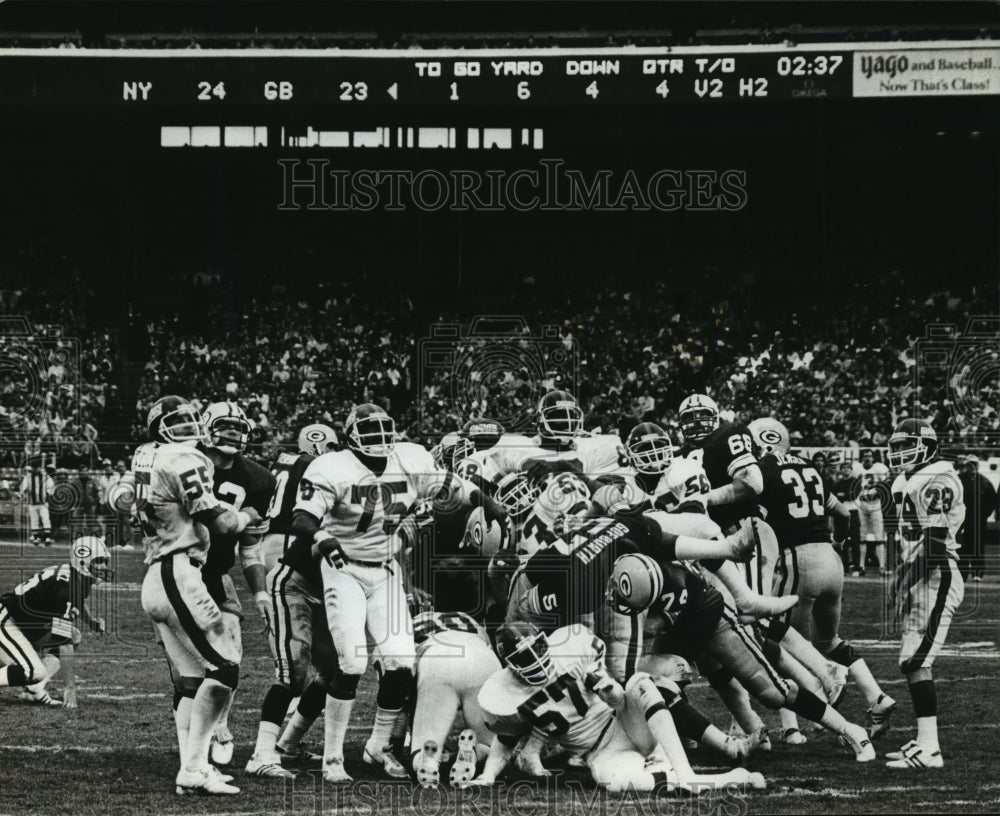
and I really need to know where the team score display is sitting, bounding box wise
[519,673,590,735]
[781,467,825,518]
[197,81,226,100]
[517,81,530,100]
[340,81,368,101]
[776,55,844,76]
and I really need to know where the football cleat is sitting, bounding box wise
[867,694,897,739]
[245,753,296,779]
[209,766,235,784]
[885,740,943,769]
[321,757,353,784]
[782,728,807,746]
[210,731,235,765]
[363,741,408,778]
[18,689,62,706]
[723,735,754,762]
[175,767,240,796]
[414,741,440,788]
[839,723,876,762]
[449,729,479,786]
[825,663,850,709]
[276,744,321,767]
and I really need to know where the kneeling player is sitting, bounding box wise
[409,610,501,787]
[470,622,764,792]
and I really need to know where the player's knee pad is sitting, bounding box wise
[206,663,239,690]
[625,672,669,721]
[376,668,413,711]
[327,670,361,701]
[827,640,858,667]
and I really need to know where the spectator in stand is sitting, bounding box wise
[833,461,863,576]
[958,455,997,583]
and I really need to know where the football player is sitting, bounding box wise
[675,394,763,534]
[470,622,765,792]
[749,418,895,743]
[609,553,876,763]
[290,403,507,783]
[853,449,891,575]
[196,401,275,766]
[246,423,340,779]
[0,536,111,706]
[409,609,501,787]
[124,395,263,795]
[884,419,965,769]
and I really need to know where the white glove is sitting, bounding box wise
[255,592,273,637]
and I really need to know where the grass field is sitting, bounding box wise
[1,541,998,816]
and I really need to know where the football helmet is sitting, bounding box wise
[662,458,711,508]
[678,394,720,443]
[147,395,205,446]
[462,419,504,451]
[626,422,674,475]
[495,621,554,686]
[298,423,339,457]
[609,552,663,614]
[747,417,790,456]
[495,472,540,523]
[344,403,396,458]
[450,436,476,470]
[201,401,253,455]
[887,418,938,470]
[537,390,584,443]
[532,472,592,529]
[70,536,114,583]
[461,506,504,557]
[432,433,463,471]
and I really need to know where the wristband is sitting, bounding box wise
[254,590,269,605]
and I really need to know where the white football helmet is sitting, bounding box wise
[70,536,114,583]
[201,401,253,455]
[495,472,540,523]
[748,417,790,456]
[298,423,338,456]
[344,403,396,458]
[678,394,720,443]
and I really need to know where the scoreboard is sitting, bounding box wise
[1,40,997,111]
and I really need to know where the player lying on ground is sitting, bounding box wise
[469,622,766,792]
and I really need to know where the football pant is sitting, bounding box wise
[773,542,844,647]
[268,563,335,694]
[899,561,964,674]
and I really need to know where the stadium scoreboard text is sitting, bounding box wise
[1,41,997,109]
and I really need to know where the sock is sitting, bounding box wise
[717,679,765,735]
[175,696,194,767]
[276,682,326,752]
[790,688,837,728]
[256,685,295,756]
[629,675,694,778]
[779,707,800,734]
[390,709,410,748]
[369,706,401,750]
[215,688,234,737]
[0,665,29,686]
[185,679,230,772]
[780,628,836,690]
[910,680,938,750]
[323,695,354,761]
[848,658,885,706]
[876,543,886,570]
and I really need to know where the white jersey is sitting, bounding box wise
[479,624,614,756]
[854,461,891,506]
[455,448,506,493]
[295,442,471,562]
[132,442,220,565]
[891,460,965,565]
[484,432,625,481]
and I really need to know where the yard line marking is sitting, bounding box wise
[85,692,167,700]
